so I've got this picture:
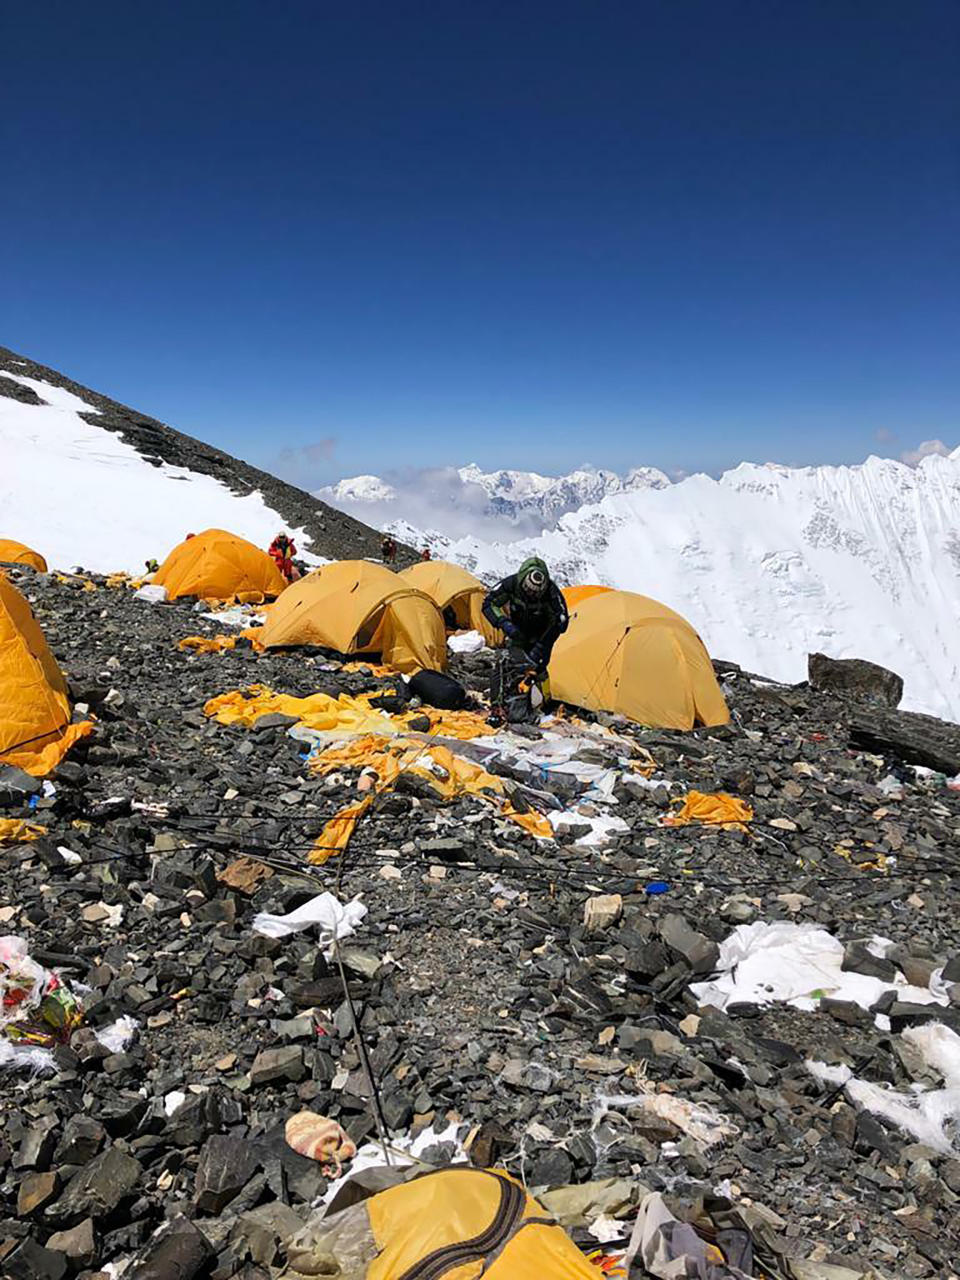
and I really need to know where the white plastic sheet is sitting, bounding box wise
[252,892,367,955]
[691,921,948,1022]
[809,1023,960,1154]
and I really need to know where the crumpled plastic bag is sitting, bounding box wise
[251,892,367,955]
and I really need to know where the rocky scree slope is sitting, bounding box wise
[0,345,409,567]
[0,570,959,1276]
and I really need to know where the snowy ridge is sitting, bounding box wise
[426,454,960,720]
[0,372,314,574]
[317,461,671,536]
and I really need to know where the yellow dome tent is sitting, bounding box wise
[401,560,502,646]
[0,574,93,775]
[549,589,729,729]
[561,583,612,609]
[0,539,48,573]
[257,560,447,673]
[153,529,287,602]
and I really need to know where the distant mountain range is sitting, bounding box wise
[322,455,960,721]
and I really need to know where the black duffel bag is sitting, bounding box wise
[407,668,469,710]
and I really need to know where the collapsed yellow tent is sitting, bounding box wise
[0,574,93,775]
[256,560,447,673]
[562,583,612,609]
[549,589,729,729]
[401,560,503,646]
[0,540,48,573]
[153,529,287,602]
[288,1167,603,1279]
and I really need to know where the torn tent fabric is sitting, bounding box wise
[204,684,494,741]
[663,790,753,831]
[308,734,553,862]
[286,1168,603,1280]
[0,819,46,845]
[0,573,94,776]
[178,634,238,654]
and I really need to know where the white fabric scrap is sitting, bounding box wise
[0,1039,57,1074]
[808,1023,960,1154]
[252,892,367,954]
[550,810,630,848]
[691,921,948,1025]
[134,584,168,603]
[447,630,485,655]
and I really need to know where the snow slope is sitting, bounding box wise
[382,457,960,721]
[0,372,314,574]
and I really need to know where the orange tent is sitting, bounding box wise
[257,560,447,673]
[0,540,48,573]
[401,560,503,646]
[0,574,93,775]
[562,584,612,610]
[153,529,287,602]
[549,589,729,729]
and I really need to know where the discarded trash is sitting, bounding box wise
[0,936,84,1055]
[94,1016,139,1055]
[134,583,168,603]
[0,818,46,844]
[216,855,274,894]
[290,1166,604,1279]
[662,790,753,830]
[178,633,237,654]
[692,921,948,1022]
[447,629,485,655]
[644,880,670,896]
[252,892,367,954]
[308,734,552,862]
[285,1110,357,1175]
[808,1022,960,1154]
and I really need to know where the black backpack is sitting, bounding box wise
[407,668,469,711]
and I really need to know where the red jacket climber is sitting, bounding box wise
[268,533,299,582]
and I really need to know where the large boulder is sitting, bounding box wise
[807,653,903,708]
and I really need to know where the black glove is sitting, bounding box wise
[527,644,545,671]
[501,619,518,640]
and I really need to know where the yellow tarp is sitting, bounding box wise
[309,733,551,861]
[204,684,494,741]
[400,560,503,647]
[154,529,287,602]
[0,819,47,845]
[0,540,47,573]
[255,560,447,673]
[0,574,94,777]
[179,634,238,654]
[663,790,753,831]
[549,589,730,730]
[366,1168,601,1280]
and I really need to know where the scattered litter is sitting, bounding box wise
[447,629,485,654]
[0,818,46,844]
[94,1016,139,1055]
[692,921,948,1023]
[134,583,168,603]
[217,855,274,894]
[809,1022,960,1154]
[320,1121,467,1206]
[285,1110,357,1175]
[550,810,630,847]
[252,892,367,954]
[595,1089,738,1150]
[178,633,237,654]
[0,935,83,1060]
[644,880,670,896]
[663,790,753,830]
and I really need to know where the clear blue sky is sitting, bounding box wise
[3,0,957,487]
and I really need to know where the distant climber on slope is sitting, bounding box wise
[268,533,301,582]
[381,534,398,565]
[420,546,432,561]
[482,557,568,723]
